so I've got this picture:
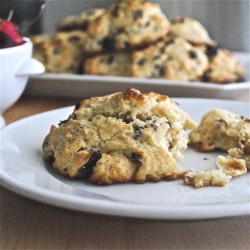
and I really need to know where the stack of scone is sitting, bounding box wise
[31,0,245,83]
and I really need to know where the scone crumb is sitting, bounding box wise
[164,170,188,180]
[216,155,247,177]
[184,170,231,187]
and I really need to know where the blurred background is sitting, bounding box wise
[1,0,249,52]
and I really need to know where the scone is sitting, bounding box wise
[83,0,171,52]
[130,37,208,80]
[30,31,88,74]
[84,37,209,81]
[169,17,214,45]
[201,47,245,83]
[83,52,133,76]
[57,8,106,32]
[42,88,196,185]
[188,109,250,151]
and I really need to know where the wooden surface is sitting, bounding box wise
[1,96,250,250]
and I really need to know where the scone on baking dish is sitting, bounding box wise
[82,0,171,52]
[56,0,170,53]
[201,47,245,83]
[83,37,209,81]
[57,8,106,32]
[42,88,196,185]
[169,17,214,45]
[30,31,88,74]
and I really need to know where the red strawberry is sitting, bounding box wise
[0,19,24,48]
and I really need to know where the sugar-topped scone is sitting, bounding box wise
[169,17,214,45]
[42,88,196,185]
[188,109,250,151]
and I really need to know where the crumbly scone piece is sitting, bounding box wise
[42,88,196,184]
[183,170,231,187]
[84,37,209,81]
[184,110,249,188]
[169,17,214,45]
[57,8,106,32]
[30,31,88,74]
[189,109,250,151]
[201,47,245,83]
[216,155,247,177]
[83,0,171,53]
[227,140,250,169]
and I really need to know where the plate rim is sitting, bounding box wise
[30,73,250,90]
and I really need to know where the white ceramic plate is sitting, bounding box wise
[1,98,249,220]
[26,52,250,102]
